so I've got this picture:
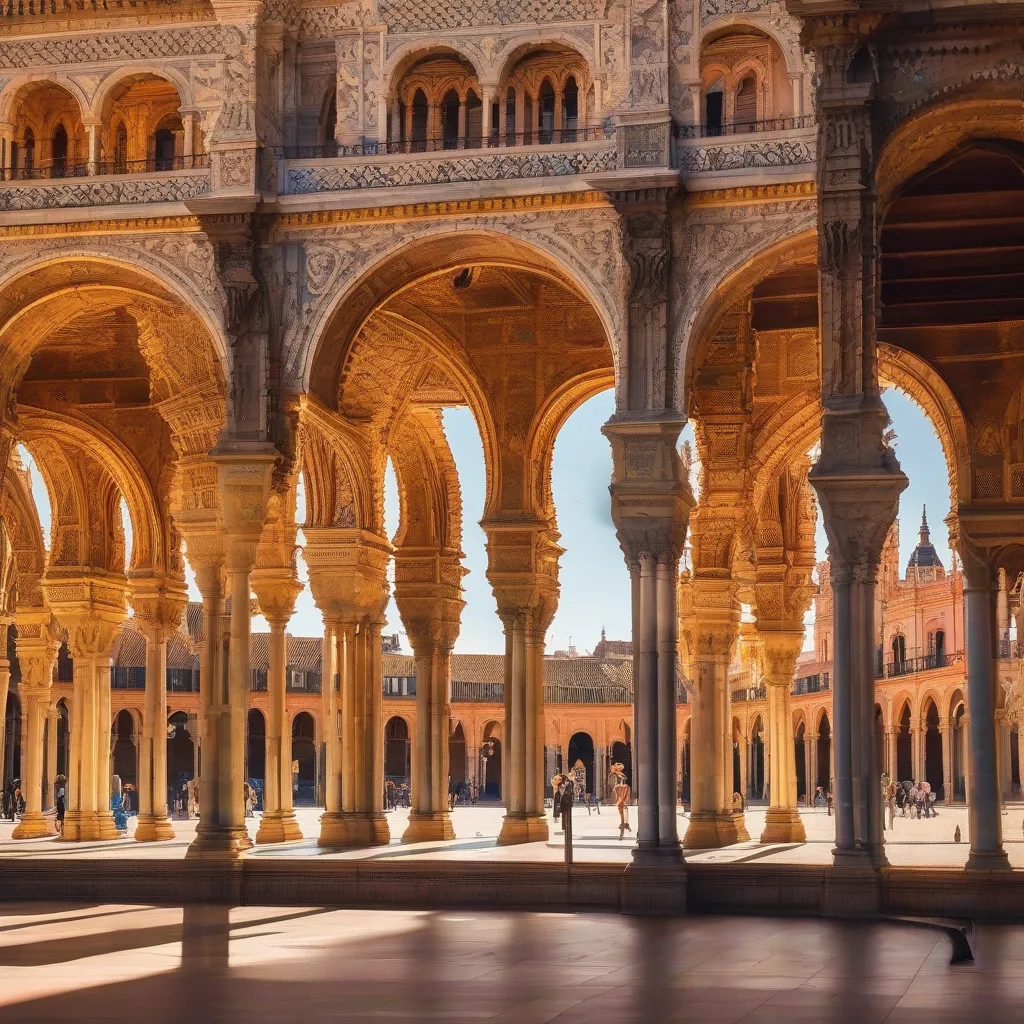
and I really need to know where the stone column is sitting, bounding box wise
[486,522,558,846]
[56,600,126,842]
[685,592,749,848]
[481,85,495,144]
[44,705,58,813]
[604,417,691,864]
[802,9,908,876]
[306,528,391,847]
[760,631,807,843]
[395,547,464,843]
[252,569,303,844]
[940,720,953,803]
[960,545,1010,869]
[134,579,186,842]
[182,113,194,158]
[187,450,276,859]
[910,727,920,784]
[0,640,10,792]
[11,616,59,838]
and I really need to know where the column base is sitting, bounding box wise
[134,815,176,842]
[832,844,888,869]
[682,811,750,849]
[966,847,1012,871]
[760,807,807,844]
[631,840,684,865]
[402,811,455,843]
[622,857,687,915]
[59,811,122,842]
[317,812,390,848]
[186,823,254,859]
[11,811,57,839]
[255,811,304,844]
[496,813,549,846]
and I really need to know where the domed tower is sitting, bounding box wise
[906,506,945,584]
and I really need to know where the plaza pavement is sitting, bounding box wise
[1,801,1023,869]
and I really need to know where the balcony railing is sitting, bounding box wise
[676,115,816,139]
[1,153,210,182]
[282,126,612,161]
[731,686,767,702]
[792,672,830,696]
[877,652,958,679]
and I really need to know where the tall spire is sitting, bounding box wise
[920,504,929,543]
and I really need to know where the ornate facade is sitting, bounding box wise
[0,0,1021,888]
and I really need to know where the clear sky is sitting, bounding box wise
[21,383,951,655]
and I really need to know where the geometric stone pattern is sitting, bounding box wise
[377,0,601,32]
[677,135,815,174]
[0,173,211,211]
[286,146,618,194]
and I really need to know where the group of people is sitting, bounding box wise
[882,773,939,827]
[447,779,479,809]
[550,760,632,840]
[1,780,24,821]
[385,780,410,810]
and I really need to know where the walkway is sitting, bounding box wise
[0,902,1022,1022]
[1,805,1022,869]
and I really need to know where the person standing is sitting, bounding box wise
[558,774,574,864]
[55,784,65,834]
[611,763,631,838]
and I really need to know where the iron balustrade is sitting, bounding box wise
[792,672,830,695]
[878,651,953,679]
[731,686,767,702]
[676,115,816,139]
[281,126,613,161]
[1,153,210,182]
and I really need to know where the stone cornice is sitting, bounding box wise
[683,181,817,209]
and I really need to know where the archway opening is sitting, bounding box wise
[951,698,966,800]
[749,717,765,801]
[816,713,831,792]
[610,735,631,790]
[167,710,195,815]
[795,721,807,804]
[384,715,410,784]
[896,704,913,782]
[924,699,943,797]
[449,721,467,788]
[482,722,502,799]
[111,709,137,791]
[247,709,266,795]
[291,712,316,806]
[567,731,595,796]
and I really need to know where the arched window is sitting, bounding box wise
[153,127,176,171]
[24,128,35,175]
[322,94,337,151]
[441,89,461,150]
[538,78,555,143]
[113,121,128,174]
[891,634,907,675]
[734,75,757,127]
[411,88,428,152]
[705,85,723,136]
[465,89,482,149]
[934,629,946,666]
[505,87,517,146]
[562,75,579,141]
[9,142,18,179]
[51,123,68,178]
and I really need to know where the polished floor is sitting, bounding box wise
[1,803,1022,869]
[0,903,1018,1022]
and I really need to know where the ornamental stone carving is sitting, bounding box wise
[285,146,617,194]
[0,173,211,212]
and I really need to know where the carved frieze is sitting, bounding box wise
[376,0,605,32]
[677,135,815,173]
[0,173,211,212]
[285,145,617,194]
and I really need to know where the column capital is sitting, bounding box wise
[483,519,561,634]
[251,566,302,626]
[131,576,188,638]
[603,416,693,564]
[305,527,390,625]
[13,608,60,690]
[758,629,805,688]
[42,570,130,658]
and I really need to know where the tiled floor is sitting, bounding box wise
[0,902,1018,1022]
[1,803,1022,868]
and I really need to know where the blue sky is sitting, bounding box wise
[21,385,950,654]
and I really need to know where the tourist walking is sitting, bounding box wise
[611,763,631,838]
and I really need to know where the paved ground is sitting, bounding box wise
[1,802,1023,867]
[0,902,1020,1022]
